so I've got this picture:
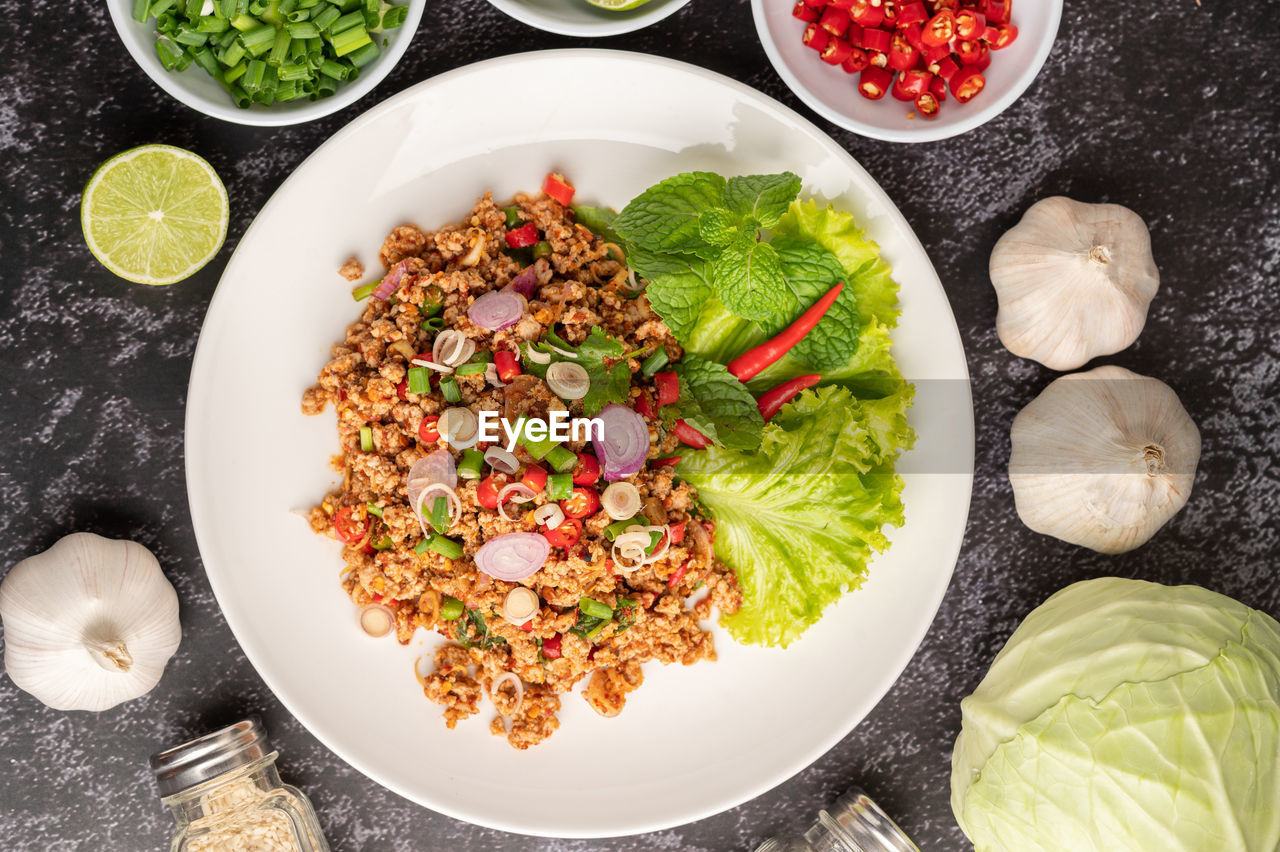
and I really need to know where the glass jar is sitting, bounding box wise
[151,718,329,852]
[754,787,920,852]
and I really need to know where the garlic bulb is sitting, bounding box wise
[991,197,1160,370]
[1009,366,1200,554]
[0,533,181,711]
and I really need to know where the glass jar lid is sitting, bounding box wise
[150,718,274,799]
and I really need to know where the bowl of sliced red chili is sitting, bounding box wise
[752,0,1061,142]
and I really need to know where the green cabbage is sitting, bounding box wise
[952,578,1280,852]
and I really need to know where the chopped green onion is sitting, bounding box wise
[531,241,552,260]
[413,538,431,555]
[454,363,487,377]
[406,366,430,395]
[503,206,522,229]
[429,496,448,533]
[420,297,442,317]
[345,41,379,67]
[319,58,349,79]
[545,445,578,474]
[242,57,266,91]
[359,426,373,452]
[154,37,185,69]
[547,472,574,501]
[440,597,464,620]
[365,503,383,518]
[330,9,363,31]
[605,517,640,541]
[133,0,152,22]
[381,5,407,27]
[468,349,493,364]
[361,8,379,28]
[439,374,462,403]
[312,4,340,28]
[429,535,463,559]
[277,60,311,81]
[420,317,444,332]
[579,597,614,620]
[457,449,485,480]
[371,535,393,551]
[239,23,276,56]
[286,20,319,37]
[173,26,208,46]
[641,348,669,377]
[196,15,229,31]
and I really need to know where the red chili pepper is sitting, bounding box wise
[543,517,582,549]
[881,2,898,25]
[652,456,683,467]
[923,41,951,64]
[504,222,539,249]
[476,474,508,510]
[654,371,680,407]
[915,91,941,117]
[756,375,821,421]
[955,38,987,65]
[954,8,985,39]
[861,27,891,53]
[360,542,376,556]
[541,634,562,658]
[521,464,547,493]
[396,380,408,401]
[868,51,889,69]
[821,38,853,65]
[846,21,864,46]
[519,620,534,632]
[802,23,830,52]
[930,74,948,101]
[667,559,690,589]
[669,521,686,544]
[334,507,369,543]
[903,21,926,52]
[989,23,1018,49]
[542,173,575,206]
[921,10,955,46]
[827,0,853,7]
[849,0,884,26]
[792,0,819,22]
[931,54,960,80]
[633,392,655,418]
[493,350,521,383]
[887,31,919,71]
[841,48,870,73]
[933,0,957,10]
[897,0,928,25]
[418,415,440,443]
[892,69,932,101]
[672,420,711,449]
[561,486,600,519]
[982,0,1010,25]
[571,453,600,486]
[726,281,844,381]
[949,64,986,102]
[819,6,850,37]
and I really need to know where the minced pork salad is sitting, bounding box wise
[304,171,916,748]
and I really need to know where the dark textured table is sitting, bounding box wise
[1,1,1277,850]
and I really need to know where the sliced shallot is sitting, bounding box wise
[593,404,649,481]
[546,362,590,401]
[484,446,520,475]
[468,289,526,332]
[474,533,549,581]
[490,672,524,717]
[497,483,537,523]
[505,265,539,298]
[372,259,411,300]
[485,363,508,388]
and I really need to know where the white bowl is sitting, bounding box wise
[106,2,424,126]
[752,0,1062,142]
[485,0,691,38]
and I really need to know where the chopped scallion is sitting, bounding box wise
[359,426,373,452]
[406,366,430,395]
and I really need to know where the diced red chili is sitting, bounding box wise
[922,41,951,64]
[819,6,850,37]
[541,634,562,659]
[887,31,919,71]
[504,223,538,249]
[841,48,870,73]
[896,0,928,26]
[915,91,941,117]
[651,456,683,467]
[956,38,990,68]
[921,10,955,46]
[521,464,547,493]
[396,380,408,401]
[571,453,600,486]
[930,74,948,101]
[931,54,960,80]
[989,23,1018,49]
[792,1,819,22]
[903,21,926,52]
[519,620,534,632]
[633,392,655,418]
[821,37,853,65]
[561,486,600,519]
[418,415,440,443]
[667,560,690,589]
[861,27,891,53]
[954,8,985,39]
[881,2,898,24]
[476,474,509,510]
[858,65,893,100]
[654,371,680,407]
[802,23,830,52]
[849,0,884,27]
[982,0,1010,25]
[672,420,711,449]
[827,0,853,7]
[334,507,369,543]
[542,173,575,206]
[949,64,986,102]
[892,69,932,101]
[669,521,686,544]
[494,350,521,383]
[846,21,865,47]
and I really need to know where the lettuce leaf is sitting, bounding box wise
[678,385,913,648]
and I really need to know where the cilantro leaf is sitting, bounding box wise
[664,355,763,452]
[723,172,802,228]
[571,205,622,243]
[614,172,726,258]
[522,327,631,417]
[630,246,714,341]
[710,232,797,324]
[770,236,861,371]
[699,209,740,247]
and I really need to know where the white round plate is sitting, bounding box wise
[484,0,691,38]
[752,0,1062,142]
[186,49,974,838]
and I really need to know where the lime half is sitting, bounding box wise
[583,0,653,9]
[81,145,229,286]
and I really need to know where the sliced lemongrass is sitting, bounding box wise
[547,344,578,359]
[359,604,394,637]
[410,357,453,374]
[546,362,590,401]
[490,672,524,718]
[439,407,478,448]
[387,339,416,362]
[601,482,641,521]
[497,482,537,523]
[501,587,539,625]
[484,446,520,475]
[532,503,564,529]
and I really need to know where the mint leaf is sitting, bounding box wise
[665,355,763,452]
[572,205,621,243]
[710,233,796,324]
[521,327,631,417]
[771,237,861,371]
[724,172,802,229]
[699,208,740,247]
[614,172,726,257]
[630,246,712,341]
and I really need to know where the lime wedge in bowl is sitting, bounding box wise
[583,0,653,9]
[81,144,229,286]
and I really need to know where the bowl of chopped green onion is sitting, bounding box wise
[108,0,422,125]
